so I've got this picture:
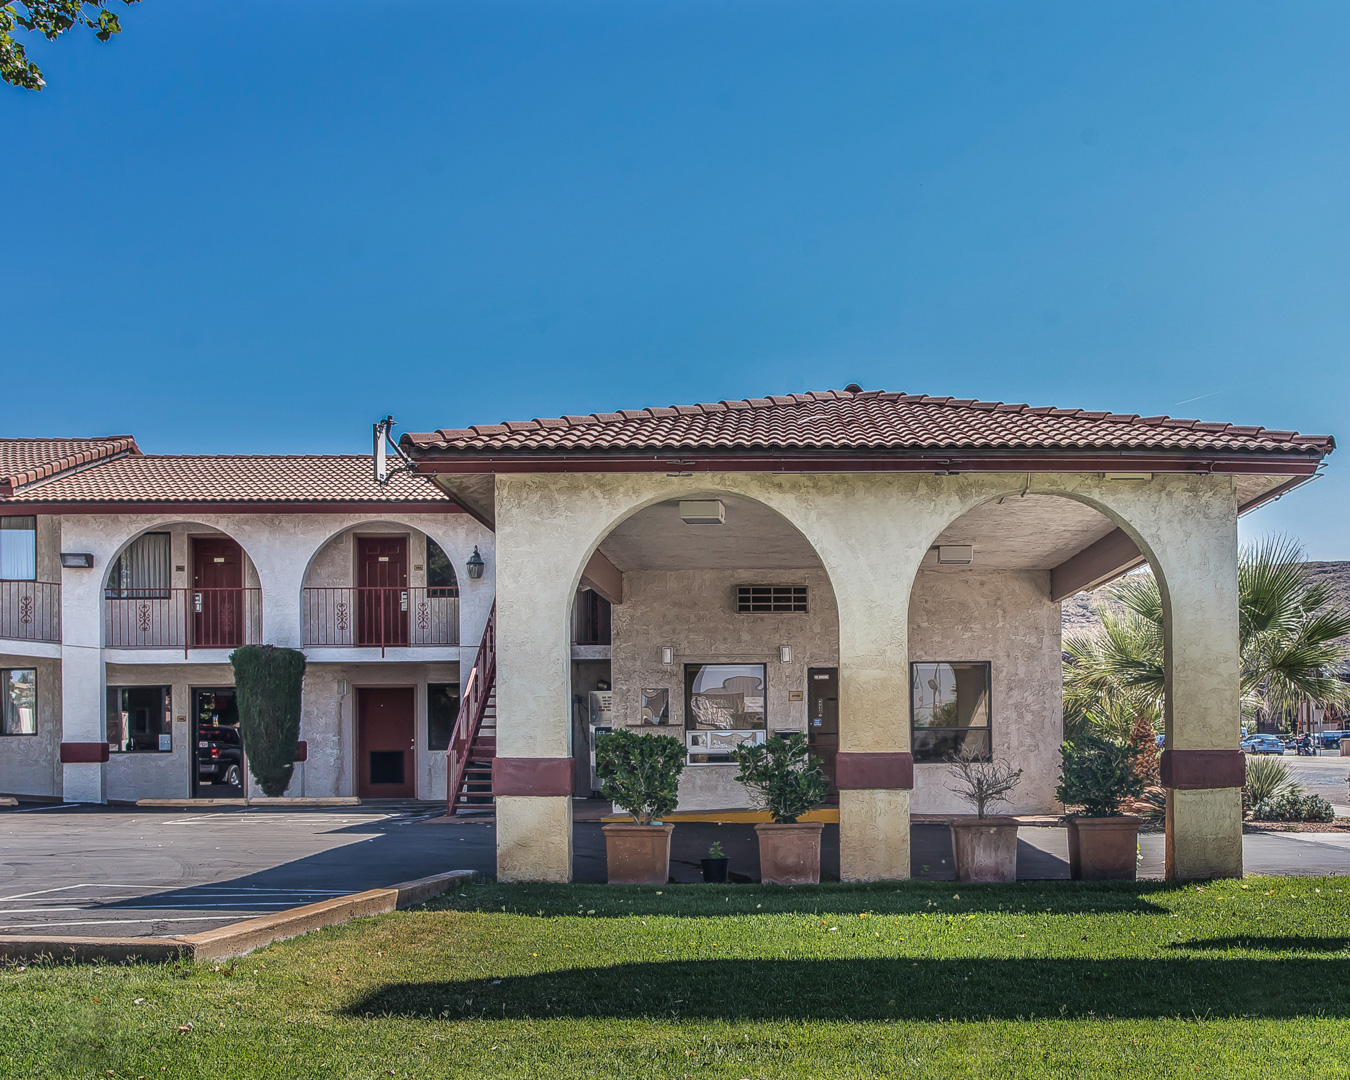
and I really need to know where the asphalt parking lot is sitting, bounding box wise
[5,799,1350,940]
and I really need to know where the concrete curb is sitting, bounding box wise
[0,869,477,965]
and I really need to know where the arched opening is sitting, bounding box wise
[568,491,841,813]
[909,490,1171,866]
[300,521,460,648]
[102,521,262,652]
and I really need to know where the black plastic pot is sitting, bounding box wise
[701,857,730,883]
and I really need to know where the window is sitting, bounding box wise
[107,686,173,752]
[736,585,808,613]
[426,539,459,598]
[1,669,36,735]
[106,532,171,598]
[684,663,768,764]
[910,662,991,762]
[427,682,460,752]
[0,517,37,581]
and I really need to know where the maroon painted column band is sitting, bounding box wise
[834,751,914,790]
[1159,749,1246,790]
[493,757,575,797]
[59,742,110,764]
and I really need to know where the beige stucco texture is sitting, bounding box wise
[492,470,1242,883]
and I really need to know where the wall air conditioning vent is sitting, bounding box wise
[736,585,809,614]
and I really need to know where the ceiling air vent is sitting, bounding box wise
[736,585,809,614]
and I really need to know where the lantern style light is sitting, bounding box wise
[466,546,485,580]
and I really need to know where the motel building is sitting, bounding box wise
[0,388,1335,884]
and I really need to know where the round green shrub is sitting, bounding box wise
[731,733,827,823]
[596,728,686,824]
[1055,735,1145,817]
[1250,791,1335,823]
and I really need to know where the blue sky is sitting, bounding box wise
[4,1,1348,555]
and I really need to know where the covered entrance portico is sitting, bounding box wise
[402,389,1332,883]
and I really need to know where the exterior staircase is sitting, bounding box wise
[446,603,498,815]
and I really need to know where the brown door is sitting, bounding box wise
[192,537,243,647]
[357,536,408,646]
[807,667,839,795]
[357,686,416,798]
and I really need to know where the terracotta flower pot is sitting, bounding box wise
[949,816,1019,883]
[754,821,823,885]
[1065,815,1141,881]
[602,822,673,885]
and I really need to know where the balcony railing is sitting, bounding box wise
[0,581,60,644]
[302,587,459,652]
[104,588,262,654]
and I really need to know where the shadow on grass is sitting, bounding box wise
[1168,936,1350,953]
[347,956,1350,1021]
[433,879,1179,917]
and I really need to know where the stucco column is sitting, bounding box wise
[1153,486,1243,880]
[1039,474,1244,880]
[59,558,107,803]
[492,477,575,883]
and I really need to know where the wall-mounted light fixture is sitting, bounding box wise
[937,544,974,565]
[659,646,674,665]
[337,680,349,696]
[466,546,485,580]
[1102,472,1153,481]
[679,499,725,524]
[779,645,792,664]
[60,552,94,568]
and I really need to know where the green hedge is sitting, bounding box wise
[230,645,306,797]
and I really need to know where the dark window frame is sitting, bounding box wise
[909,660,992,763]
[427,682,460,752]
[0,516,38,582]
[1,668,37,736]
[106,685,173,753]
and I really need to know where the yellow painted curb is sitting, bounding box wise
[601,808,840,824]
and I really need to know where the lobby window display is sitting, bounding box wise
[107,686,173,752]
[1,668,37,735]
[684,663,767,764]
[911,661,991,762]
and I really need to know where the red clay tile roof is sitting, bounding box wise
[2,454,453,505]
[402,389,1335,459]
[0,436,140,496]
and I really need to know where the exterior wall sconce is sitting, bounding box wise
[60,552,94,568]
[937,545,974,565]
[466,546,485,580]
[779,645,792,664]
[660,646,674,665]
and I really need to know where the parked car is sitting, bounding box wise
[1241,734,1286,756]
[1155,734,1166,748]
[1318,730,1348,750]
[197,724,244,788]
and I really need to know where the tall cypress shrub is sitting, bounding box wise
[230,645,306,797]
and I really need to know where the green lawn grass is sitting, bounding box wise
[4,877,1350,1079]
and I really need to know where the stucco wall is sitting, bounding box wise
[907,568,1063,814]
[608,568,839,811]
[603,566,1062,814]
[0,653,62,799]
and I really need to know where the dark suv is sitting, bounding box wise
[197,724,243,789]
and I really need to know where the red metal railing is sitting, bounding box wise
[447,602,496,815]
[0,581,60,643]
[104,588,262,655]
[301,587,459,652]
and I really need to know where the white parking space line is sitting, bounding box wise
[0,884,149,902]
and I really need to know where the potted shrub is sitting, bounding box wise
[596,729,686,885]
[1055,736,1145,880]
[731,733,828,885]
[701,840,730,883]
[946,743,1023,883]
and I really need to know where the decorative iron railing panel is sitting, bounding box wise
[104,588,262,651]
[0,581,60,643]
[302,587,459,648]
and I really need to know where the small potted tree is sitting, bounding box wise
[701,840,729,883]
[946,743,1023,883]
[596,729,686,885]
[731,733,828,885]
[1056,736,1145,880]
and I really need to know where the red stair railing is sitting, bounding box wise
[446,602,496,814]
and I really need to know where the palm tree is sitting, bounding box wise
[1064,535,1350,738]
